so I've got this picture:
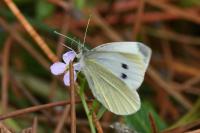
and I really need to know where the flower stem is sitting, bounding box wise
[76,84,96,133]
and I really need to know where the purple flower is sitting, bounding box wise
[50,51,81,86]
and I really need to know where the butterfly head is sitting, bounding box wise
[77,42,89,58]
[55,15,91,58]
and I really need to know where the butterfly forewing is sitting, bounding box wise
[84,52,145,90]
[92,42,151,70]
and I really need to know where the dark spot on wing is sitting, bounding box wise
[121,73,127,79]
[121,63,128,69]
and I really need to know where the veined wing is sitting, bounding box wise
[82,59,141,115]
[91,42,151,70]
[84,51,146,90]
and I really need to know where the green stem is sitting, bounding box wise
[77,83,96,133]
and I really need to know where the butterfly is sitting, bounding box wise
[79,42,151,115]
[51,39,151,115]
[51,17,151,115]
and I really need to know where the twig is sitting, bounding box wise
[11,77,55,123]
[186,129,200,133]
[1,37,12,113]
[91,9,122,41]
[22,127,32,133]
[32,117,38,133]
[69,61,76,133]
[54,105,70,133]
[149,113,158,133]
[92,112,103,133]
[145,0,200,25]
[147,66,192,109]
[0,17,50,69]
[0,123,12,133]
[173,82,200,95]
[172,76,200,93]
[111,0,139,12]
[184,76,200,88]
[145,27,200,45]
[122,11,187,24]
[155,87,179,119]
[133,0,145,40]
[0,100,91,120]
[3,0,57,62]
[172,60,200,76]
[184,46,200,58]
[70,9,200,26]
[151,59,200,77]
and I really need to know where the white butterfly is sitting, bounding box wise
[51,38,151,115]
[53,17,151,115]
[76,41,152,115]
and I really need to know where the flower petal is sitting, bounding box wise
[50,62,66,75]
[63,71,77,86]
[73,63,81,71]
[63,51,76,64]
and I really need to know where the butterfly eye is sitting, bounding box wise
[121,63,128,69]
[121,73,127,79]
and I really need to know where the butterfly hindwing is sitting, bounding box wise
[80,42,151,115]
[82,59,141,115]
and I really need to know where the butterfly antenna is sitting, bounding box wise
[82,15,92,47]
[54,31,81,46]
